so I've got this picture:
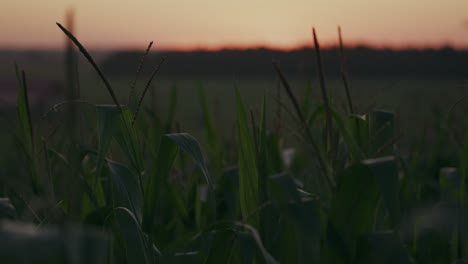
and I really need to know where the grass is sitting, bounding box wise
[0,23,468,264]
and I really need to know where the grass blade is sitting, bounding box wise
[258,96,268,205]
[108,160,144,222]
[312,28,333,148]
[142,135,179,233]
[56,23,121,110]
[129,41,154,106]
[113,207,154,264]
[166,133,214,190]
[15,66,40,194]
[114,107,144,173]
[338,26,355,115]
[272,62,335,189]
[15,67,33,151]
[132,57,166,125]
[166,133,217,222]
[329,163,380,258]
[235,88,260,228]
[95,105,119,188]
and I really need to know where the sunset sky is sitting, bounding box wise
[2,0,468,50]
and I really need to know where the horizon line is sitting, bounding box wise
[1,42,468,53]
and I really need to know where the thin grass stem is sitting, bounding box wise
[273,62,335,189]
[312,28,333,148]
[132,57,166,125]
[129,41,154,105]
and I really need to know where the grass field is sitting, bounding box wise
[78,76,468,145]
[1,24,468,263]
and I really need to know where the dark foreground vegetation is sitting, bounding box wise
[1,24,468,264]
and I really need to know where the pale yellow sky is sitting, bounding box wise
[1,0,468,50]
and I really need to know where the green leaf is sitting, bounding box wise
[15,66,39,193]
[363,156,400,227]
[15,66,33,153]
[142,135,179,233]
[329,163,380,257]
[330,109,365,162]
[258,96,268,204]
[95,105,119,184]
[198,85,219,153]
[114,207,156,264]
[108,160,144,222]
[198,84,223,178]
[167,133,217,223]
[235,88,260,228]
[114,106,144,173]
[309,104,365,162]
[166,133,214,190]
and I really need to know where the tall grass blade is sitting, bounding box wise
[15,66,40,194]
[258,96,268,204]
[312,28,333,148]
[235,89,260,228]
[250,109,258,149]
[129,41,153,106]
[338,26,361,147]
[198,84,223,176]
[309,104,365,162]
[15,67,33,155]
[257,96,269,243]
[133,57,166,125]
[56,23,121,110]
[338,26,354,115]
[273,62,335,188]
[198,85,219,153]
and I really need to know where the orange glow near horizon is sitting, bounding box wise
[1,0,468,51]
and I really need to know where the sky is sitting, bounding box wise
[1,0,468,51]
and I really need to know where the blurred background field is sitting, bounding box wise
[1,48,467,145]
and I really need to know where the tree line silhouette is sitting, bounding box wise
[101,47,468,79]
